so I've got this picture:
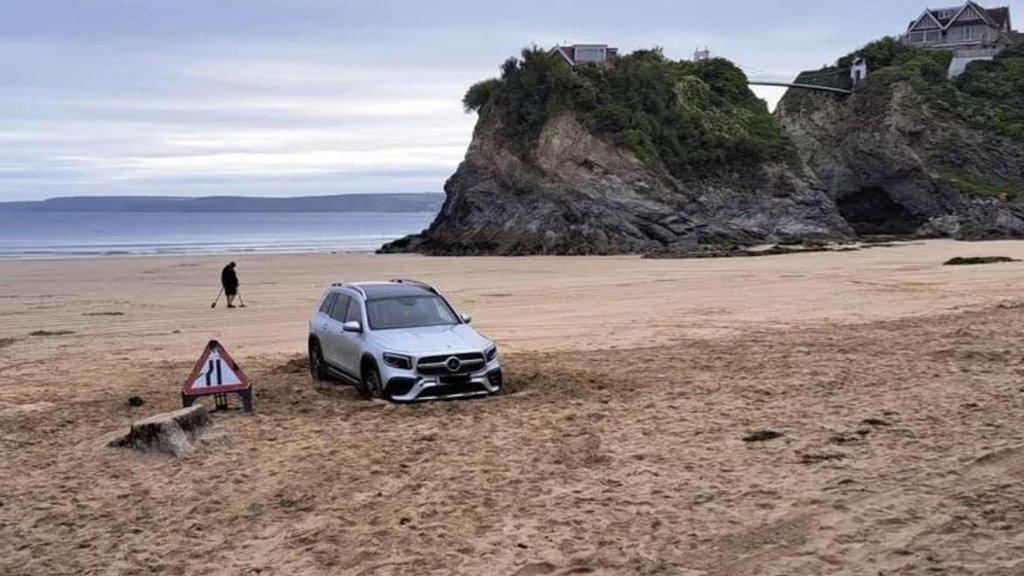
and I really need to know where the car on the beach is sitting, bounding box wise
[307,279,502,401]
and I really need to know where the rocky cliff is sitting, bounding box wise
[383,50,853,255]
[775,42,1024,239]
[382,109,852,255]
[383,44,1024,255]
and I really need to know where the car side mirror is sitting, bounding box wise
[460,313,472,324]
[342,320,362,333]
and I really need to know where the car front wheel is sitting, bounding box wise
[309,340,329,381]
[361,364,385,400]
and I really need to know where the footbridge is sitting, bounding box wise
[746,80,852,95]
[738,64,853,95]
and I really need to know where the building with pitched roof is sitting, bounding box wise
[903,2,1016,50]
[902,3,1019,77]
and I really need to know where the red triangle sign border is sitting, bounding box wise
[182,340,252,395]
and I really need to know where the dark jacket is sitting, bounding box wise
[221,265,239,291]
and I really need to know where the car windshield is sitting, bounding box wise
[366,295,459,330]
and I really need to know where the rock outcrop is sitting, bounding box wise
[776,80,1024,239]
[385,44,1024,255]
[382,110,853,255]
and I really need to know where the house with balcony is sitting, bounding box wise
[902,2,1019,76]
[552,44,619,66]
[903,2,1017,51]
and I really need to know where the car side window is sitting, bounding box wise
[345,297,362,323]
[330,294,350,323]
[319,292,337,315]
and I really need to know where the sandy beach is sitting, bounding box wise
[4,239,1024,575]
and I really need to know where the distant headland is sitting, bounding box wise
[0,193,444,213]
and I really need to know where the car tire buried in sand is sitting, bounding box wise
[308,338,329,381]
[361,364,384,401]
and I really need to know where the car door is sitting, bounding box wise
[336,294,365,375]
[322,292,350,371]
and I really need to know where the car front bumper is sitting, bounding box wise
[384,364,502,402]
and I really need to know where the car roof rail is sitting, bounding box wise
[331,282,366,298]
[390,278,437,293]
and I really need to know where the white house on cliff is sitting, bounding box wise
[901,2,1021,76]
[552,44,618,66]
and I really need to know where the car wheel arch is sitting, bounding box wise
[360,353,379,378]
[308,335,329,381]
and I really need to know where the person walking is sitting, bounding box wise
[221,261,241,308]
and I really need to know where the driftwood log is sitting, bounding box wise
[108,404,214,456]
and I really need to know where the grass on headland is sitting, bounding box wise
[463,47,794,180]
[796,38,1024,145]
[854,39,1024,143]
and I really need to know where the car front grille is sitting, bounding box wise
[418,380,489,399]
[417,352,485,376]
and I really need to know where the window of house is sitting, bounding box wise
[962,26,981,41]
[575,47,606,62]
[925,30,940,42]
[909,32,926,43]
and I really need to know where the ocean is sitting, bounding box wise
[0,211,436,259]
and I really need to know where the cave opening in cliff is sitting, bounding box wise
[836,187,924,236]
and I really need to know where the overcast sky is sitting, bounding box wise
[2,0,1020,200]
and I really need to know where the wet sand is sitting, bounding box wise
[3,240,1024,575]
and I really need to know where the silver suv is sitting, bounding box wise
[308,279,501,401]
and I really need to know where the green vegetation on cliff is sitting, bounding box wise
[463,47,793,178]
[795,38,953,93]
[801,37,1024,142]
[934,165,1024,198]
[955,42,1024,140]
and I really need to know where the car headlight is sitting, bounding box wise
[485,345,498,362]
[383,352,412,370]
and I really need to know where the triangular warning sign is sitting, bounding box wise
[183,340,252,395]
